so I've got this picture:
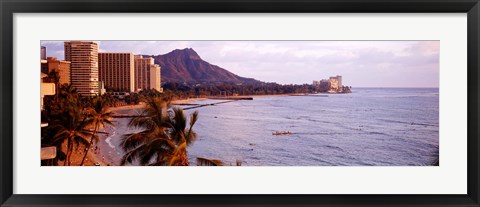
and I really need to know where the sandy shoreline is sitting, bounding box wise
[95,125,120,166]
[171,97,208,104]
[107,103,146,112]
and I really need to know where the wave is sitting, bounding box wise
[105,131,117,150]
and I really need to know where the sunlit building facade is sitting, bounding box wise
[64,41,99,96]
[42,57,71,85]
[149,64,162,92]
[134,55,162,92]
[98,52,135,92]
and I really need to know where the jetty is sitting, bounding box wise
[182,100,237,110]
[178,96,253,110]
[207,96,253,100]
[112,99,250,118]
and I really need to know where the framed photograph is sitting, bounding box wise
[1,0,479,206]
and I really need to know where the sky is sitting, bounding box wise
[41,41,439,88]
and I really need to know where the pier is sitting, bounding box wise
[182,100,237,110]
[207,96,253,100]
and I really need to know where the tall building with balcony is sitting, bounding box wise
[41,57,71,85]
[134,55,163,92]
[98,52,135,92]
[64,41,99,96]
[150,64,163,92]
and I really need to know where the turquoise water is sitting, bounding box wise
[186,88,439,166]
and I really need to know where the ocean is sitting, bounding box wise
[102,88,439,166]
[186,88,439,166]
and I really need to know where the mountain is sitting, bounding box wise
[143,48,261,84]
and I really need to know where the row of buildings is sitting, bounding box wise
[41,41,163,96]
[312,75,347,93]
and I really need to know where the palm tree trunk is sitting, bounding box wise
[64,137,72,166]
[63,154,67,166]
[80,125,98,166]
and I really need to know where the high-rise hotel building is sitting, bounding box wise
[64,41,99,96]
[98,52,135,92]
[134,55,162,92]
[150,64,162,93]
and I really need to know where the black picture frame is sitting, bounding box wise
[1,0,479,206]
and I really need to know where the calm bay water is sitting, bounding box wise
[186,88,439,166]
[103,88,439,166]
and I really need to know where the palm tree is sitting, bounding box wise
[120,97,172,165]
[49,100,93,166]
[47,70,60,87]
[120,97,199,166]
[79,97,113,166]
[168,108,198,166]
[59,84,78,102]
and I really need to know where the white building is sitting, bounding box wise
[64,41,99,96]
[134,55,163,92]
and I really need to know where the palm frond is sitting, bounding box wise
[120,132,151,152]
[120,144,146,166]
[140,137,175,165]
[73,134,90,147]
[128,116,156,130]
[185,131,197,146]
[185,111,199,146]
[51,129,70,144]
[120,96,200,166]
[189,111,199,129]
[168,142,188,166]
[196,157,224,166]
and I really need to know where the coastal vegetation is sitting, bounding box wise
[41,71,205,166]
[79,97,113,166]
[41,71,115,166]
[41,83,96,166]
[157,81,351,100]
[41,81,205,166]
[162,82,319,99]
